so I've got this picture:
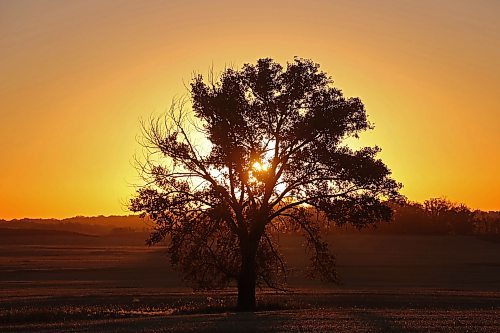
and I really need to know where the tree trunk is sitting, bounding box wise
[237,243,257,311]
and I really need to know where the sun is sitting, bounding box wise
[252,161,268,171]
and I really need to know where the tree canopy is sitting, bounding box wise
[130,58,402,310]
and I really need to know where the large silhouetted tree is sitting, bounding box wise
[130,58,401,310]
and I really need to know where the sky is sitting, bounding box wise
[0,0,499,219]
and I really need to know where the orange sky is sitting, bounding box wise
[1,0,499,219]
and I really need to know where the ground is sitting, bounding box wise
[0,233,499,332]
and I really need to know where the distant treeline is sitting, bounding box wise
[1,200,499,237]
[0,215,151,235]
[336,198,500,236]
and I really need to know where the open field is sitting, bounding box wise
[0,232,499,332]
[1,290,499,332]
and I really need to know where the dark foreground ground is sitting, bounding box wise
[1,289,499,332]
[0,233,499,332]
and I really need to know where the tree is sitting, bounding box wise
[423,197,475,235]
[130,58,401,311]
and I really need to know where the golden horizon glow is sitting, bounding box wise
[0,0,499,219]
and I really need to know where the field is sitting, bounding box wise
[0,231,499,332]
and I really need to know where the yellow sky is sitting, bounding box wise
[1,0,499,219]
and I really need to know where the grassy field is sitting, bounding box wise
[0,232,499,332]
